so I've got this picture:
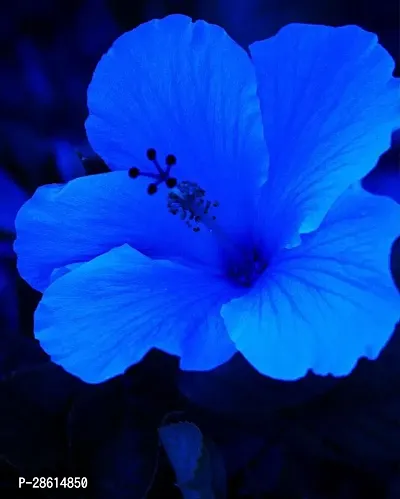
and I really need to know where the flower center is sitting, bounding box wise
[128,149,267,287]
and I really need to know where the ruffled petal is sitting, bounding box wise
[222,185,400,380]
[34,244,238,383]
[15,172,223,291]
[250,24,399,253]
[86,14,268,239]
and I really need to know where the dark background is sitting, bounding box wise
[0,1,399,498]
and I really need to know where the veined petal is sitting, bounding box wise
[14,172,223,291]
[34,244,238,383]
[250,24,399,253]
[86,14,268,239]
[222,185,400,380]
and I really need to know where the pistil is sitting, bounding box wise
[128,148,267,286]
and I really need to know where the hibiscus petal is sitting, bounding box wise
[14,172,223,291]
[86,14,268,239]
[250,24,399,253]
[222,185,400,380]
[34,244,238,383]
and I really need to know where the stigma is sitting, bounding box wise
[128,148,219,232]
[128,148,178,194]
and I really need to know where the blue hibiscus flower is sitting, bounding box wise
[14,15,400,383]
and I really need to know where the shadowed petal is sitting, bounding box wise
[15,172,223,291]
[86,14,268,240]
[34,245,238,383]
[250,24,399,253]
[222,185,400,380]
